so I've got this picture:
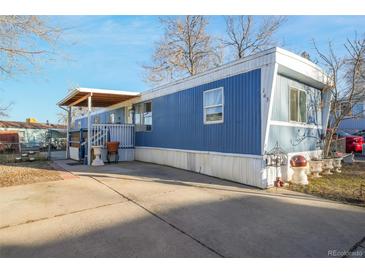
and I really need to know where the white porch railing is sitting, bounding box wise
[91,125,109,147]
[91,124,135,148]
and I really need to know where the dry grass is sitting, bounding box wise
[287,161,365,206]
[0,161,62,188]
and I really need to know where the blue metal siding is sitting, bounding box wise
[135,69,262,155]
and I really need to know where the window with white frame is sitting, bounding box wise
[203,87,224,124]
[134,101,152,131]
[289,87,307,123]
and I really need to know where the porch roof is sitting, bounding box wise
[57,87,140,108]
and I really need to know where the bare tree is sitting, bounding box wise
[143,16,222,84]
[0,102,11,118]
[314,35,365,157]
[57,107,89,125]
[0,16,61,117]
[0,16,61,78]
[223,16,286,60]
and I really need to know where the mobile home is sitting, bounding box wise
[337,99,365,134]
[0,120,66,151]
[58,47,331,188]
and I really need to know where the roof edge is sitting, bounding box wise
[57,87,141,107]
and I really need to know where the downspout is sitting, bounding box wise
[87,95,92,165]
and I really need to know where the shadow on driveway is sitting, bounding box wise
[1,178,364,257]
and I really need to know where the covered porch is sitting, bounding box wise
[57,87,140,165]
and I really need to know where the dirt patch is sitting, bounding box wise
[287,161,365,206]
[0,161,63,188]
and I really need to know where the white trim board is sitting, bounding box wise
[58,87,140,106]
[262,63,278,154]
[270,120,323,129]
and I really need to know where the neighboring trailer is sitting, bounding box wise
[337,101,365,134]
[63,47,330,188]
[0,120,66,149]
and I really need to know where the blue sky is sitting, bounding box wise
[1,15,365,123]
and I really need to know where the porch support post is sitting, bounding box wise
[87,95,92,165]
[66,106,71,159]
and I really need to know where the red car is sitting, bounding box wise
[336,130,364,153]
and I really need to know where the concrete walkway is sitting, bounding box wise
[0,160,364,257]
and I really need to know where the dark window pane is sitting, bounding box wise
[205,106,223,122]
[145,102,152,112]
[299,91,307,123]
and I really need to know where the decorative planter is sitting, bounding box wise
[310,160,323,178]
[333,157,343,173]
[291,166,309,185]
[92,146,104,166]
[107,141,119,153]
[290,155,308,185]
[322,158,334,175]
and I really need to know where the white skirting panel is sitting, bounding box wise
[135,147,267,188]
[101,148,134,162]
[69,147,79,161]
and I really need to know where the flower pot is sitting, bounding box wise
[310,160,323,178]
[291,166,309,185]
[333,157,343,173]
[107,141,120,153]
[322,158,334,175]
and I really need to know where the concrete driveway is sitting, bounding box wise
[0,160,364,258]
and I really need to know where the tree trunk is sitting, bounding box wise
[323,120,341,158]
[323,132,333,158]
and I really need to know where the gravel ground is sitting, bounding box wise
[0,161,63,188]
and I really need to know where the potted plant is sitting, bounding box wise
[107,141,119,153]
